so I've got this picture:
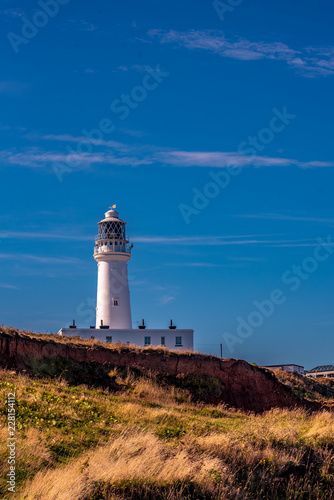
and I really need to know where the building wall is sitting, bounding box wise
[306,370,334,378]
[263,365,305,375]
[58,328,194,351]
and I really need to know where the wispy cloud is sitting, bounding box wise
[64,19,97,32]
[0,226,328,249]
[0,253,81,265]
[155,150,334,169]
[0,283,20,290]
[226,256,268,262]
[0,230,91,241]
[148,29,334,77]
[167,262,224,268]
[0,129,330,171]
[1,8,25,18]
[132,234,270,245]
[132,235,321,248]
[39,133,133,152]
[0,81,26,94]
[0,124,26,132]
[119,128,145,138]
[113,64,152,73]
[235,213,334,224]
[159,295,176,304]
[0,147,152,169]
[0,230,277,244]
[2,143,333,171]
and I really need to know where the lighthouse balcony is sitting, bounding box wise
[94,239,132,255]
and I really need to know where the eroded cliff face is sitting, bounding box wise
[0,330,320,412]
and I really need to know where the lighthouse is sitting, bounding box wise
[58,205,194,350]
[94,205,132,329]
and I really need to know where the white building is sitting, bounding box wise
[306,365,334,378]
[58,206,194,350]
[262,364,305,375]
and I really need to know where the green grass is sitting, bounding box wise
[0,368,334,499]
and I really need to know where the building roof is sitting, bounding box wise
[308,365,334,373]
[262,364,304,368]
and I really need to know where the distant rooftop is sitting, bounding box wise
[263,364,304,368]
[308,365,334,373]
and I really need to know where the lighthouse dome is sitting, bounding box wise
[104,208,119,220]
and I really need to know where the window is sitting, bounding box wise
[161,337,166,346]
[113,299,118,306]
[175,336,182,346]
[90,336,95,340]
[106,336,112,343]
[144,336,151,346]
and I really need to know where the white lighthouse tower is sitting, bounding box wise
[94,205,133,330]
[58,205,194,350]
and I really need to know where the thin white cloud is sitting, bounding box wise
[0,230,92,241]
[132,235,320,247]
[132,234,270,244]
[0,283,20,290]
[148,29,334,77]
[155,150,334,169]
[113,64,151,73]
[64,19,97,32]
[0,81,26,94]
[167,262,225,268]
[1,144,332,171]
[226,256,268,262]
[0,253,81,265]
[0,230,278,244]
[1,8,25,18]
[236,214,334,224]
[0,130,330,171]
[39,133,133,152]
[0,227,328,249]
[159,295,176,304]
[0,148,152,169]
[0,124,26,132]
[119,128,145,138]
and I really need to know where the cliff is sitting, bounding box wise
[0,329,322,412]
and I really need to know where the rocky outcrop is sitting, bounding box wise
[0,330,322,412]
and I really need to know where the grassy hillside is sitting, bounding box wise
[271,369,334,402]
[1,367,334,500]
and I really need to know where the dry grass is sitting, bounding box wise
[0,367,334,499]
[271,369,334,402]
[16,413,334,500]
[20,432,230,500]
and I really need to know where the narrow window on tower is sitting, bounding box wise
[144,336,151,346]
[113,299,119,306]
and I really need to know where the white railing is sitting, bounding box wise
[94,241,132,254]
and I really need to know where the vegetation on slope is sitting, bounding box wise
[4,326,315,412]
[271,369,334,402]
[0,368,334,500]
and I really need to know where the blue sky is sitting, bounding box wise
[1,0,334,369]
